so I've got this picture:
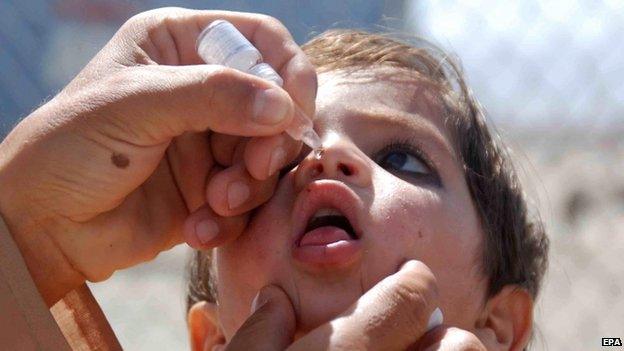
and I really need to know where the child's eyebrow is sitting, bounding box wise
[344,108,458,162]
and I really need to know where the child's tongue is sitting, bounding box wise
[299,227,351,246]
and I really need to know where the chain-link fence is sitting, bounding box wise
[407,2,624,349]
[2,1,623,350]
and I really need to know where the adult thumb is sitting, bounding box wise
[225,285,296,351]
[94,64,294,145]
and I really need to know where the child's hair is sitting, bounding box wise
[186,30,549,311]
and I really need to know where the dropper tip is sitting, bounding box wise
[300,129,323,151]
[313,147,325,159]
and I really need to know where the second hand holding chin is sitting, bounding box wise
[219,261,486,351]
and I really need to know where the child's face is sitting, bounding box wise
[213,67,487,339]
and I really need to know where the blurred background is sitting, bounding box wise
[1,0,623,349]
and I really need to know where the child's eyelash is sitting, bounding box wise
[374,138,442,186]
[375,138,437,172]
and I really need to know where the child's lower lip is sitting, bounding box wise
[292,226,362,269]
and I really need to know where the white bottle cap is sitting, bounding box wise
[196,19,262,72]
[196,20,322,152]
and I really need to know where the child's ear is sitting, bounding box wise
[473,286,534,351]
[188,301,225,351]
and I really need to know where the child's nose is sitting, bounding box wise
[294,137,372,190]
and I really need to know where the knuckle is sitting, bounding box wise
[121,7,188,35]
[199,66,248,103]
[300,64,318,86]
[196,67,224,105]
[385,262,440,330]
[289,62,317,89]
[127,7,185,24]
[199,67,261,129]
[122,9,159,30]
[255,14,294,42]
[393,277,429,312]
[400,260,439,301]
[257,14,285,31]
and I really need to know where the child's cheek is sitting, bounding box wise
[213,193,299,338]
[371,179,442,246]
[360,178,443,287]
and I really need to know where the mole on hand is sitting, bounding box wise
[111,152,130,169]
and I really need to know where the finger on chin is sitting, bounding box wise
[414,326,488,351]
[290,260,440,351]
[225,285,296,351]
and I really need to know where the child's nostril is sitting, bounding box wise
[338,163,353,176]
[311,164,324,177]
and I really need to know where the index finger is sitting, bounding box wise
[289,260,440,351]
[129,8,318,118]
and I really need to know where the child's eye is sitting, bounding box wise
[380,151,429,175]
[375,141,441,186]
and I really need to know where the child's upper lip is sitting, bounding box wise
[291,179,363,245]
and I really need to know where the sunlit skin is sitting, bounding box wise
[212,67,489,339]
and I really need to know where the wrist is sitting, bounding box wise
[0,133,85,306]
[0,209,85,307]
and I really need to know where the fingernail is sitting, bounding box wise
[250,288,271,314]
[400,259,418,271]
[268,146,287,176]
[426,307,444,331]
[253,88,290,125]
[227,180,250,209]
[250,291,262,313]
[195,219,219,245]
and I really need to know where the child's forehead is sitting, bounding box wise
[315,67,453,147]
[317,67,444,120]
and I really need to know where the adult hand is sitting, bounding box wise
[412,326,489,351]
[0,7,316,306]
[221,260,489,351]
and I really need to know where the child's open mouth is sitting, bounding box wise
[292,181,363,270]
[299,209,358,246]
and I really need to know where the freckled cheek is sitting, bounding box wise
[370,184,443,251]
[405,197,481,272]
[368,181,480,273]
[416,200,485,326]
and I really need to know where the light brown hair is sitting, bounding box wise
[187,29,549,311]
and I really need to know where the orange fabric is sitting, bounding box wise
[0,213,121,350]
[52,284,122,351]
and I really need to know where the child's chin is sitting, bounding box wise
[289,282,364,336]
[292,312,341,339]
